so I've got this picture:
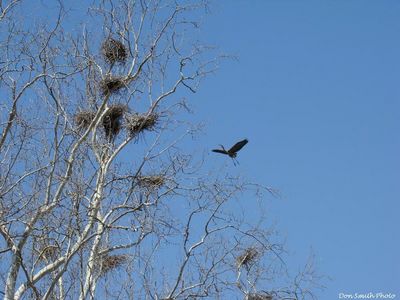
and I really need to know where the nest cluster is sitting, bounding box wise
[236,247,259,269]
[137,175,165,189]
[74,39,159,142]
[99,38,129,96]
[74,106,159,142]
[246,294,273,300]
[101,38,128,64]
[126,113,158,136]
[99,76,125,96]
[100,254,128,276]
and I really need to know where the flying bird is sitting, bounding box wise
[212,139,248,165]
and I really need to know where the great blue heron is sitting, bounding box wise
[212,139,248,165]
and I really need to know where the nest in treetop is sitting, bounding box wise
[75,111,96,129]
[103,104,129,140]
[101,38,128,64]
[246,293,273,300]
[100,75,125,96]
[125,113,158,136]
[100,254,128,276]
[236,247,259,269]
[136,175,165,189]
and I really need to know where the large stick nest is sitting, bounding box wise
[136,175,165,190]
[100,254,128,276]
[236,247,259,269]
[101,38,128,64]
[100,76,125,96]
[75,111,96,129]
[103,104,129,140]
[125,113,158,136]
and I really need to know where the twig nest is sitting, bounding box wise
[100,254,128,276]
[75,111,96,129]
[101,38,128,64]
[136,175,165,190]
[236,247,259,269]
[75,105,128,140]
[246,294,273,300]
[100,76,125,96]
[125,113,158,136]
[103,104,128,140]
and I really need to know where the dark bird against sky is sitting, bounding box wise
[212,139,248,165]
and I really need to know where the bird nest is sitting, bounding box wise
[136,175,165,189]
[246,293,273,300]
[100,254,128,276]
[236,247,259,269]
[125,113,158,136]
[100,76,125,96]
[101,37,128,64]
[103,104,129,140]
[75,105,128,140]
[75,111,96,129]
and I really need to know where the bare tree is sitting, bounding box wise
[0,1,322,299]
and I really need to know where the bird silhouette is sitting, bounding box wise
[212,139,248,165]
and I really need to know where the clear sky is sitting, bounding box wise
[192,1,400,298]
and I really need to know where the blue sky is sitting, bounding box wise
[192,1,400,298]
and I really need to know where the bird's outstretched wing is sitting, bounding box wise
[228,139,248,153]
[212,149,229,155]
